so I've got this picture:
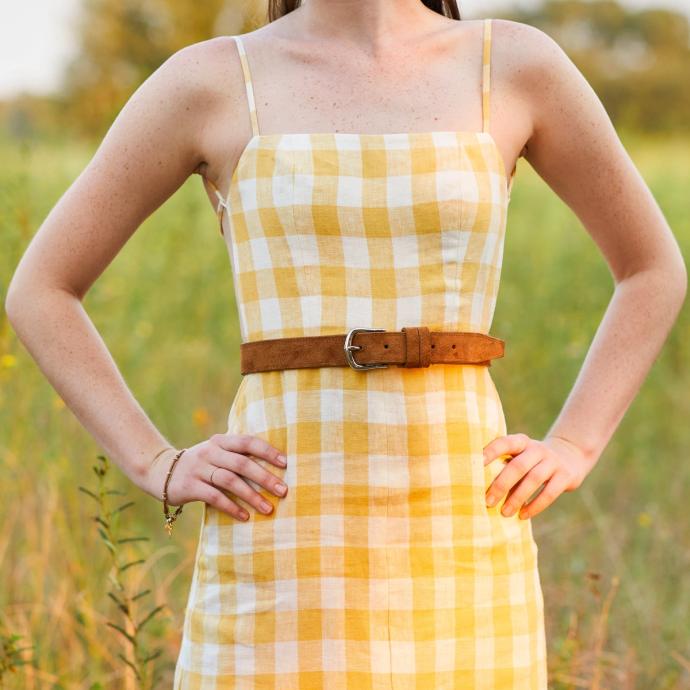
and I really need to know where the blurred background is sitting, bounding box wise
[1,0,689,688]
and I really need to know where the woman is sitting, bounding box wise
[5,0,686,687]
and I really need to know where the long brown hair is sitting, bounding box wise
[268,0,461,23]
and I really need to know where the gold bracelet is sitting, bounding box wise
[162,448,187,536]
[151,445,175,465]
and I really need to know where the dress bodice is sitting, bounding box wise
[204,18,515,343]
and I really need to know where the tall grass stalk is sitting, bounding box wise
[78,455,166,689]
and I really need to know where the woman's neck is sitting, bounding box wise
[295,0,444,49]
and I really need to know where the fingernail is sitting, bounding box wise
[502,505,515,516]
[260,500,273,513]
[486,494,496,507]
[277,454,287,465]
[275,482,287,495]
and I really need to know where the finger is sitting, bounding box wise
[483,432,531,465]
[216,432,287,468]
[209,466,279,516]
[518,471,570,520]
[499,458,556,518]
[213,447,289,499]
[485,443,543,509]
[198,483,250,522]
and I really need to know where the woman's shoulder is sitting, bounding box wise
[144,33,254,147]
[487,18,573,89]
[159,34,247,102]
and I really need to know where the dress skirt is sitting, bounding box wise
[173,363,548,689]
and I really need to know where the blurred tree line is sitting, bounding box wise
[1,0,689,142]
[509,0,690,133]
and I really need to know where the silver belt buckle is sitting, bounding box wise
[344,328,389,370]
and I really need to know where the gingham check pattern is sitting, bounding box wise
[175,18,547,690]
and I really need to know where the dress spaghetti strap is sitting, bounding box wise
[203,35,261,237]
[482,19,518,192]
[481,18,492,134]
[233,35,260,137]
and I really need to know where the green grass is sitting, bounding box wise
[1,130,688,688]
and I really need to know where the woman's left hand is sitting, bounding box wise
[482,433,595,520]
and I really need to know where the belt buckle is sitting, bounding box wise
[344,328,389,370]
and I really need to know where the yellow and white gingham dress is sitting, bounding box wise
[175,18,547,689]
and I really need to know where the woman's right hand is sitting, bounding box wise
[144,433,289,521]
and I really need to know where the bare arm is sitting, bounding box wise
[482,20,687,519]
[5,45,208,492]
[4,38,289,522]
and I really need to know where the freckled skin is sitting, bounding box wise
[4,2,686,522]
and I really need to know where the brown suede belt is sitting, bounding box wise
[239,327,505,374]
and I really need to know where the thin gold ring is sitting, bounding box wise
[209,466,221,488]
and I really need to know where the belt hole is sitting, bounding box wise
[452,344,456,349]
[384,343,388,348]
[431,344,435,348]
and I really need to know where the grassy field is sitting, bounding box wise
[1,130,689,689]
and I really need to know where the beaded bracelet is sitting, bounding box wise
[162,448,187,536]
